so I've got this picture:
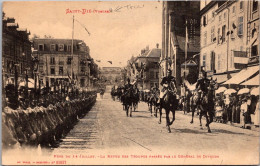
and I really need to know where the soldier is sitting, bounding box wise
[158,69,177,106]
[195,70,210,106]
[124,78,133,91]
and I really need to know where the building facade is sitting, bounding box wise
[128,46,161,90]
[99,67,122,85]
[32,38,94,88]
[200,0,259,83]
[2,12,32,86]
[161,1,200,89]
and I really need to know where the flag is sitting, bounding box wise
[75,19,91,36]
[107,61,112,64]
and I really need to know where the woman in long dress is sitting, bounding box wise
[240,98,248,128]
[254,96,259,127]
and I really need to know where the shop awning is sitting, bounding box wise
[212,72,238,84]
[241,74,259,86]
[223,65,259,85]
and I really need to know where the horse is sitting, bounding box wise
[147,90,160,117]
[157,83,178,133]
[132,87,140,112]
[189,79,218,133]
[124,87,135,117]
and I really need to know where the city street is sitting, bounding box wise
[50,92,259,165]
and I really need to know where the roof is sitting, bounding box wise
[137,48,161,59]
[223,66,259,85]
[146,48,161,58]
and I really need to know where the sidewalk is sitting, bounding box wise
[178,110,260,132]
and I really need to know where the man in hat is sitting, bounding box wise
[124,78,133,92]
[158,69,177,106]
[195,70,210,107]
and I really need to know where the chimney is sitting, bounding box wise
[156,43,159,48]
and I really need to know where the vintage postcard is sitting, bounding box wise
[1,0,259,165]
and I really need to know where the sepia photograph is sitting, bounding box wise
[1,0,259,165]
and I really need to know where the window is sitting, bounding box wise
[210,52,215,72]
[203,31,207,46]
[231,22,235,39]
[219,15,222,22]
[59,66,63,75]
[80,79,85,87]
[38,44,44,51]
[251,45,258,57]
[240,46,243,51]
[217,28,221,44]
[211,26,215,42]
[50,44,55,51]
[67,57,72,65]
[50,67,55,75]
[238,16,243,36]
[202,54,206,68]
[253,0,258,12]
[240,1,243,10]
[39,66,43,73]
[50,57,55,65]
[67,45,71,52]
[203,15,207,26]
[224,12,226,20]
[222,25,226,42]
[232,6,236,13]
[59,44,64,51]
[150,71,154,79]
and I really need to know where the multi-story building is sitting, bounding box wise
[200,0,259,83]
[2,12,32,86]
[99,67,122,85]
[130,45,161,90]
[32,38,93,88]
[161,1,200,89]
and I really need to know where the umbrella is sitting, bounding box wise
[216,87,227,94]
[250,87,259,96]
[237,88,250,95]
[19,81,34,88]
[224,89,237,95]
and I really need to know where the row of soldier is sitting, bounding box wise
[2,90,97,149]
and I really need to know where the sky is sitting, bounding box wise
[3,1,162,68]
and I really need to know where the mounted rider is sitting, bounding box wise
[124,78,133,93]
[158,69,177,106]
[195,69,210,106]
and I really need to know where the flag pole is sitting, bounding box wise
[71,15,74,82]
[185,19,188,79]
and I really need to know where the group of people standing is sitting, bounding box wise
[216,92,259,128]
[2,90,97,149]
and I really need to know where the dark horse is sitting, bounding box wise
[148,91,160,117]
[158,83,178,133]
[190,79,218,133]
[123,87,135,117]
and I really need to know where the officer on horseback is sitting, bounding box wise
[195,69,210,104]
[158,69,177,107]
[124,78,133,91]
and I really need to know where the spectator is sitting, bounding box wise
[240,97,248,128]
[254,96,259,127]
